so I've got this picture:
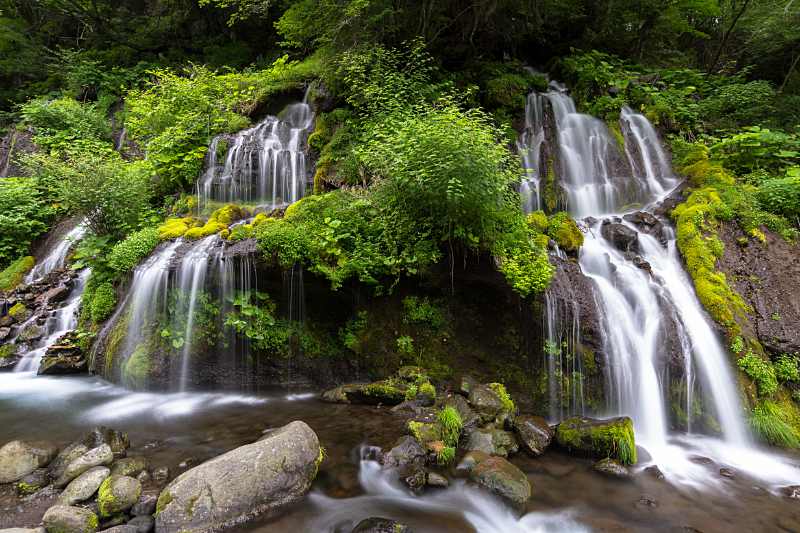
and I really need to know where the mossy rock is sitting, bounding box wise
[8,301,29,321]
[555,416,637,465]
[0,343,17,359]
[158,217,198,240]
[122,345,150,390]
[0,256,35,292]
[407,420,444,446]
[97,475,141,517]
[209,204,247,225]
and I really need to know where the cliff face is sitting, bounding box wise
[717,223,800,358]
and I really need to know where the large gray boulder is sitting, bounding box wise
[0,440,59,483]
[466,454,531,511]
[155,421,321,533]
[49,443,89,482]
[59,466,110,505]
[514,415,553,456]
[55,444,114,488]
[42,505,98,533]
[111,457,147,477]
[463,427,518,457]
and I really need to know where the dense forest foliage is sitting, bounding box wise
[1,0,799,446]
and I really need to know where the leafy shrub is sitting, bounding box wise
[698,81,775,128]
[0,178,54,267]
[710,127,800,176]
[402,296,444,329]
[757,176,800,220]
[488,382,515,412]
[20,97,110,152]
[775,354,800,383]
[107,227,161,273]
[0,256,34,291]
[436,446,456,466]
[737,351,778,397]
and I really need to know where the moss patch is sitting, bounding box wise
[7,301,28,320]
[122,344,151,390]
[0,256,34,291]
[556,416,637,465]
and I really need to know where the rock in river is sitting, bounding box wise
[555,416,637,465]
[55,444,114,488]
[97,475,142,517]
[42,505,99,533]
[514,415,553,456]
[155,421,322,533]
[59,466,110,505]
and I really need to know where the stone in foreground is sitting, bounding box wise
[514,415,553,456]
[155,421,321,533]
[42,505,98,533]
[0,440,58,483]
[58,466,110,505]
[97,475,142,517]
[351,517,413,532]
[555,416,637,465]
[468,455,531,511]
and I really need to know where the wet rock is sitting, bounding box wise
[110,457,147,478]
[593,458,630,478]
[406,419,443,446]
[55,444,114,488]
[689,455,713,465]
[155,421,321,533]
[467,385,506,424]
[383,436,426,469]
[177,458,198,470]
[126,516,154,533]
[0,326,11,340]
[49,443,89,482]
[39,286,69,305]
[351,517,412,533]
[82,427,130,458]
[97,475,142,517]
[0,440,59,483]
[151,466,169,485]
[634,494,658,509]
[780,485,800,499]
[463,427,518,457]
[555,416,637,465]
[469,455,532,510]
[459,376,478,396]
[390,400,421,415]
[0,529,46,533]
[399,464,427,493]
[426,472,448,488]
[513,415,552,456]
[131,492,158,516]
[719,467,735,478]
[623,212,665,244]
[59,466,110,505]
[321,381,406,406]
[16,468,49,495]
[135,470,151,485]
[457,450,491,473]
[18,323,44,342]
[644,465,665,480]
[38,333,86,375]
[42,505,99,533]
[601,222,639,253]
[99,527,137,533]
[630,255,652,274]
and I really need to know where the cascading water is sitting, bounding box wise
[542,289,585,422]
[25,222,86,283]
[14,268,90,373]
[523,86,778,482]
[517,92,547,212]
[197,98,314,210]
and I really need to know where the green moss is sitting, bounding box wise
[158,217,198,240]
[96,476,116,517]
[407,420,443,445]
[545,212,584,252]
[0,344,15,359]
[209,204,246,225]
[543,158,558,212]
[737,351,778,397]
[488,382,515,413]
[122,344,151,390]
[556,417,637,465]
[89,282,117,323]
[607,120,626,152]
[15,480,39,495]
[363,379,406,403]
[436,446,456,466]
[0,256,35,291]
[437,406,463,447]
[7,302,28,320]
[419,381,436,401]
[155,490,174,516]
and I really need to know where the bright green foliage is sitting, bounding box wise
[107,227,161,273]
[0,178,55,267]
[737,351,778,397]
[122,344,151,390]
[437,406,463,447]
[396,335,414,355]
[418,381,436,402]
[20,97,111,153]
[749,400,800,448]
[402,296,445,329]
[88,282,117,323]
[0,256,34,291]
[710,127,800,176]
[757,176,800,220]
[488,382,515,413]
[775,354,800,383]
[530,211,584,252]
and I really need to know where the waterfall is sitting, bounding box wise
[25,222,86,284]
[197,99,314,210]
[517,92,547,213]
[15,269,90,373]
[543,289,585,422]
[525,87,752,461]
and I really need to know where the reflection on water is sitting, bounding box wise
[1,372,800,532]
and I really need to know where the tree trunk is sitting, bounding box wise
[708,0,752,73]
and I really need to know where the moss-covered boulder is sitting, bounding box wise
[321,379,408,406]
[406,419,443,446]
[59,466,110,505]
[155,421,321,533]
[0,256,35,292]
[15,468,48,495]
[463,426,518,457]
[555,416,637,465]
[42,505,99,533]
[467,383,515,424]
[97,475,141,517]
[110,457,147,478]
[0,440,59,483]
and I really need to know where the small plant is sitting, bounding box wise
[775,354,800,383]
[404,384,418,401]
[436,446,456,466]
[749,400,800,448]
[402,296,445,329]
[437,406,463,447]
[488,382,515,413]
[730,336,744,354]
[737,351,778,397]
[396,335,414,355]
[771,312,782,321]
[418,381,436,401]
